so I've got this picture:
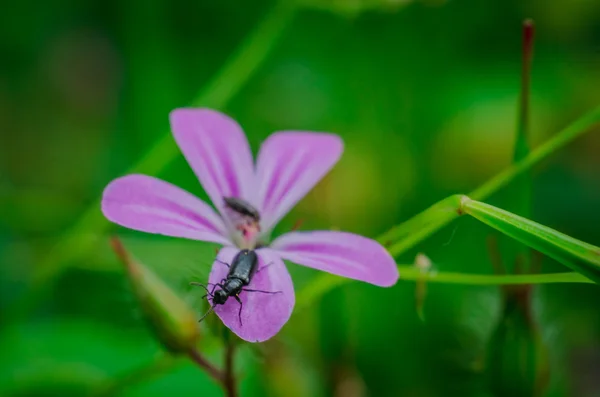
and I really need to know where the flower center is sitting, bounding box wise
[223,197,262,249]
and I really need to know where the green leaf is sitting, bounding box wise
[460,197,600,284]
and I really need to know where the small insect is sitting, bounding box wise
[223,197,260,222]
[191,249,281,325]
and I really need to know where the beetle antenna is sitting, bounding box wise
[198,304,216,323]
[190,282,213,295]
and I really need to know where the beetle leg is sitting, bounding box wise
[215,258,230,268]
[189,282,211,294]
[242,288,282,295]
[256,261,275,274]
[234,295,243,326]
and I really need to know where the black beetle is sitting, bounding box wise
[191,249,281,325]
[223,197,260,222]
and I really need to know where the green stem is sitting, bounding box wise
[188,348,224,384]
[8,1,297,323]
[296,267,590,311]
[88,353,179,397]
[515,18,534,158]
[470,104,600,201]
[378,195,463,257]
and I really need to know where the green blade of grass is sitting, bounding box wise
[461,197,600,284]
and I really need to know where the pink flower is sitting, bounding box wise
[102,109,399,342]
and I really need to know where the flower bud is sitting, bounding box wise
[111,237,199,354]
[415,253,432,321]
[486,286,549,397]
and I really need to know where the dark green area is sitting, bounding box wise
[1,0,600,396]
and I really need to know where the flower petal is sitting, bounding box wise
[271,231,399,287]
[255,131,343,232]
[208,247,294,342]
[102,174,231,245]
[169,108,256,215]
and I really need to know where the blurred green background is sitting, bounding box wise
[2,0,600,396]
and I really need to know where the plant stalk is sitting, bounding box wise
[224,340,238,397]
[188,348,225,384]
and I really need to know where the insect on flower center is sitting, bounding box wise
[223,197,262,249]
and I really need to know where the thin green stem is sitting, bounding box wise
[296,266,590,311]
[510,18,535,221]
[8,2,297,323]
[88,353,180,397]
[396,268,590,285]
[470,104,600,201]
[378,195,463,257]
[516,18,534,159]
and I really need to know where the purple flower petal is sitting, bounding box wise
[271,231,399,287]
[102,174,231,245]
[255,132,343,232]
[209,247,294,342]
[170,109,256,215]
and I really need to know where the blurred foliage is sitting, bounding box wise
[1,0,600,396]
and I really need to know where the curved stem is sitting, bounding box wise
[188,348,224,384]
